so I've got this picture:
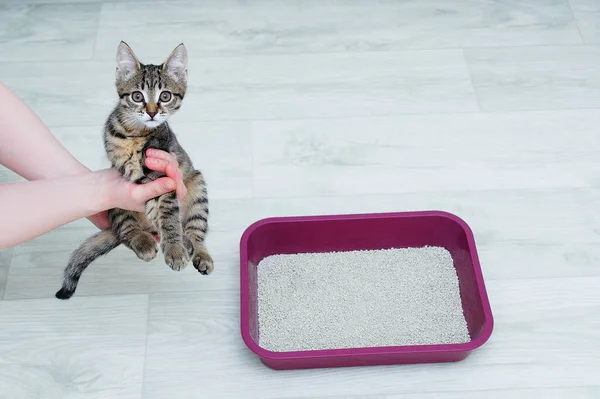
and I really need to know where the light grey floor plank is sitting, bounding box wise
[0,48,477,126]
[168,120,254,200]
[180,50,478,119]
[570,0,600,43]
[245,187,600,280]
[285,386,600,399]
[6,176,600,301]
[0,3,100,62]
[0,0,159,3]
[142,278,600,399]
[252,110,600,198]
[0,61,115,127]
[0,249,11,299]
[2,195,248,300]
[0,120,252,202]
[45,122,253,200]
[387,387,600,399]
[465,45,600,111]
[6,184,600,301]
[49,125,110,173]
[0,295,148,399]
[4,239,241,300]
[94,0,582,59]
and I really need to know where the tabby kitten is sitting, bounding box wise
[56,41,214,300]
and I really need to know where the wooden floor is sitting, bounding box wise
[1,0,600,398]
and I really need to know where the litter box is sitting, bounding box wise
[239,210,493,370]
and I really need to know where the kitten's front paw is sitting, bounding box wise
[130,233,158,262]
[163,243,190,271]
[193,250,214,275]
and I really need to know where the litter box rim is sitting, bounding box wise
[239,210,494,362]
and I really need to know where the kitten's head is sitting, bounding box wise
[114,41,187,129]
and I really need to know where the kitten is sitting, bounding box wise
[55,41,214,300]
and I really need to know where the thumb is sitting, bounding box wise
[133,178,176,203]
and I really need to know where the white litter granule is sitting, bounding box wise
[257,246,470,352]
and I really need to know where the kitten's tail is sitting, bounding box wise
[55,230,120,300]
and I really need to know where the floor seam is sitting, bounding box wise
[566,0,587,44]
[0,248,14,301]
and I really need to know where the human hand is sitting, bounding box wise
[87,149,187,229]
[87,211,111,230]
[144,149,187,200]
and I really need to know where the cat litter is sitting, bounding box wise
[257,246,470,352]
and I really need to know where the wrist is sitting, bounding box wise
[93,168,122,211]
[60,171,114,216]
[93,168,138,213]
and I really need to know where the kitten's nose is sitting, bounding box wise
[147,111,157,118]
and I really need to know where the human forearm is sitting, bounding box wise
[0,165,180,249]
[0,81,90,180]
[0,173,108,249]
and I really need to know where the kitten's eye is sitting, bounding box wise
[159,91,172,102]
[131,91,144,103]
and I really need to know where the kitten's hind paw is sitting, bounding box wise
[193,250,214,275]
[55,287,74,300]
[130,232,158,262]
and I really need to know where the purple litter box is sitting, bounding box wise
[240,211,493,370]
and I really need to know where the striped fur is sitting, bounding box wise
[56,42,213,300]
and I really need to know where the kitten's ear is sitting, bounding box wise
[163,43,188,81]
[116,41,140,82]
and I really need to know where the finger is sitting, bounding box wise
[176,175,187,200]
[145,157,170,174]
[145,157,182,180]
[132,177,176,203]
[143,158,187,199]
[169,152,179,167]
[146,148,178,165]
[145,148,169,160]
[165,162,187,200]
